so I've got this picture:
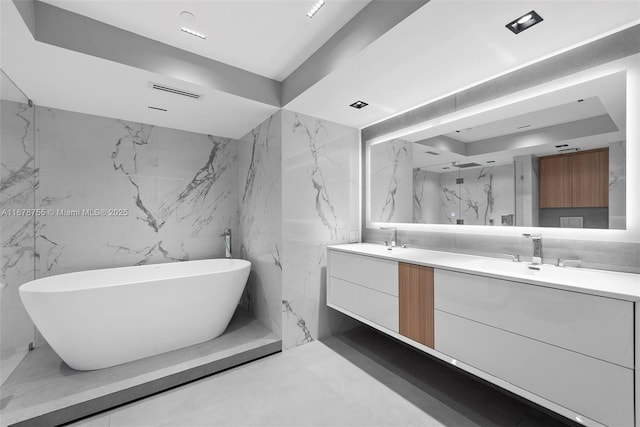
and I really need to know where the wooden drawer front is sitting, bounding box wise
[434,269,633,368]
[399,263,434,348]
[328,277,399,332]
[435,311,634,427]
[329,250,398,296]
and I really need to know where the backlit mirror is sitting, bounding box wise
[368,71,626,230]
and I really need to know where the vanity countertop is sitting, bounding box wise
[328,243,640,301]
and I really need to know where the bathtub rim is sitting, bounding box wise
[19,258,251,293]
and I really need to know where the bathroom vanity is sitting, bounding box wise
[327,243,639,427]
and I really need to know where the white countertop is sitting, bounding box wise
[328,243,640,301]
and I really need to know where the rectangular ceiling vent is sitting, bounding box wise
[456,162,482,168]
[425,151,440,155]
[150,82,203,100]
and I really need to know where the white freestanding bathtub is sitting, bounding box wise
[19,258,251,370]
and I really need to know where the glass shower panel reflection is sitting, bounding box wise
[0,69,36,384]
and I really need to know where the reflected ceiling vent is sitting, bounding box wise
[455,162,482,168]
[150,82,203,100]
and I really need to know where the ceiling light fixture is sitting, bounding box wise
[349,100,368,109]
[307,0,325,18]
[181,27,206,39]
[506,10,543,34]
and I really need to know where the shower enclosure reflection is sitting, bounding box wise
[369,71,626,230]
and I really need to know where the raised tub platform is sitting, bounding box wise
[0,309,280,427]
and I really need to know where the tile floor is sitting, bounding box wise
[67,326,576,427]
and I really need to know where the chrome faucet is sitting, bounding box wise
[380,227,398,247]
[523,233,542,264]
[221,228,232,258]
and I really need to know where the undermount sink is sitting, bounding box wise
[461,258,609,284]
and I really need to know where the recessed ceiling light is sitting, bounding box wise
[506,10,543,34]
[181,27,206,39]
[148,106,167,112]
[307,0,325,18]
[349,100,368,109]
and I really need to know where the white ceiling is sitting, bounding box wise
[39,0,370,81]
[0,0,279,138]
[286,0,640,128]
[1,0,639,139]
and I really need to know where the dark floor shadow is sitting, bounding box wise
[322,326,580,427]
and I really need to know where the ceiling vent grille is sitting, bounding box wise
[150,82,203,100]
[456,162,482,168]
[425,151,440,155]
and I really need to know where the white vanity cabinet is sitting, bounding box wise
[326,245,638,427]
[434,269,634,427]
[327,250,399,332]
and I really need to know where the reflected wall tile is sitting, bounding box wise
[609,141,626,229]
[370,140,412,222]
[238,112,283,335]
[281,111,359,349]
[0,100,36,362]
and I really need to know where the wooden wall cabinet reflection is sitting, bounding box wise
[538,148,609,208]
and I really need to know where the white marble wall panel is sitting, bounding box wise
[438,164,515,226]
[413,169,440,223]
[238,112,283,335]
[34,108,238,277]
[281,111,359,349]
[0,100,36,369]
[370,140,412,222]
[609,141,626,229]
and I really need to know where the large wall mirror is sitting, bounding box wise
[368,70,626,230]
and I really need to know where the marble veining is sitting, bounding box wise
[1,106,240,358]
[370,140,412,223]
[238,112,283,336]
[290,115,340,240]
[34,108,238,274]
[413,164,514,225]
[282,300,314,345]
[281,111,359,349]
[1,99,37,369]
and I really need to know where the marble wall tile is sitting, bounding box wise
[439,165,514,226]
[413,169,440,223]
[238,112,283,335]
[370,140,412,222]
[34,107,238,277]
[412,164,515,226]
[0,100,36,365]
[1,105,240,357]
[281,110,359,349]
